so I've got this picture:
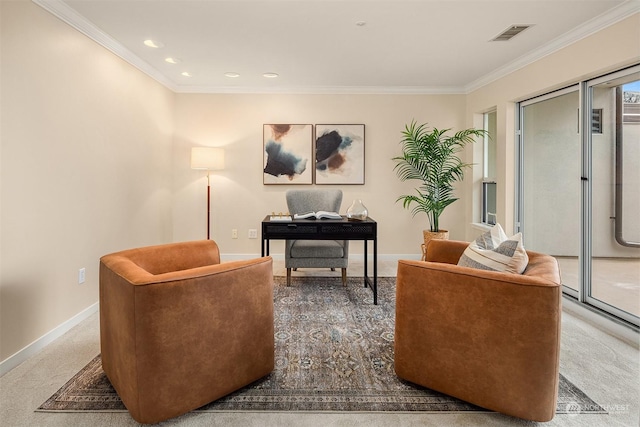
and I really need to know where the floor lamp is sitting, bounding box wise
[191,147,225,240]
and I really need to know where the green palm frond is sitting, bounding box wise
[392,120,488,231]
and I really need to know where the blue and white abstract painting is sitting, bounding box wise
[263,124,313,184]
[315,124,365,184]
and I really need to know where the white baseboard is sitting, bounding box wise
[0,302,99,377]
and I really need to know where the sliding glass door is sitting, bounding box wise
[518,87,581,295]
[586,68,640,323]
[518,65,640,326]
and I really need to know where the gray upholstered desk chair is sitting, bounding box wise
[285,189,349,286]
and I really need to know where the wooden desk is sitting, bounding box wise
[261,216,378,304]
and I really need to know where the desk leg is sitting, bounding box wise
[373,236,378,305]
[363,240,368,288]
[262,239,270,257]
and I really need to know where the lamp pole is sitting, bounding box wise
[191,147,225,241]
[206,171,211,240]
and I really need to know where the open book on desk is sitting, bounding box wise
[293,211,342,220]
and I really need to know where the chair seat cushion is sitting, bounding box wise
[290,240,345,258]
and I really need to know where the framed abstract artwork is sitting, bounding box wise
[314,124,365,185]
[263,124,313,184]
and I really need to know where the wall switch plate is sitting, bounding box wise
[248,229,258,239]
[232,229,238,239]
[78,268,86,284]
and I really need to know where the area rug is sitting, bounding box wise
[39,276,605,415]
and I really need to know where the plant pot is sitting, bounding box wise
[421,229,449,261]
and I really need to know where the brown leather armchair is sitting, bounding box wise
[99,240,274,424]
[395,239,562,422]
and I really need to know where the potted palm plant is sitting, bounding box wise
[393,120,487,256]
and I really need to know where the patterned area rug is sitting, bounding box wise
[39,276,605,414]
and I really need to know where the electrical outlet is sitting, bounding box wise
[248,229,258,239]
[78,268,86,284]
[232,229,238,239]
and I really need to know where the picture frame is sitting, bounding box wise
[263,124,313,185]
[314,124,365,185]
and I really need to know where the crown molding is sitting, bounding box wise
[35,0,639,96]
[465,1,640,93]
[173,85,466,95]
[33,0,178,92]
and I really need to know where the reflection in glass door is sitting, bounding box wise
[587,69,640,323]
[518,66,640,327]
[519,87,581,295]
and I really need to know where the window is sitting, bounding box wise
[482,182,497,225]
[482,110,497,224]
[622,82,640,123]
[592,108,603,133]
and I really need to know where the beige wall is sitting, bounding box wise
[172,93,468,256]
[0,2,175,361]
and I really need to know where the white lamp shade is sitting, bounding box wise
[191,147,225,170]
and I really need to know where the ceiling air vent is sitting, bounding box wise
[491,25,532,41]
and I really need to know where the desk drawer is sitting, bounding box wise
[321,224,375,235]
[265,224,317,235]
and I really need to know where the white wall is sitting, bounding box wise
[0,1,175,362]
[172,93,469,256]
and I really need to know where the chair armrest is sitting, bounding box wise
[101,256,272,285]
[101,240,221,276]
[425,239,469,264]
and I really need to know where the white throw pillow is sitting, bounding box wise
[457,224,529,274]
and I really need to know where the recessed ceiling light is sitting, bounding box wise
[143,39,164,48]
[165,57,181,64]
[356,21,366,27]
[224,72,240,78]
[263,72,279,78]
[181,72,192,77]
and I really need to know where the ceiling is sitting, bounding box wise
[36,0,639,94]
